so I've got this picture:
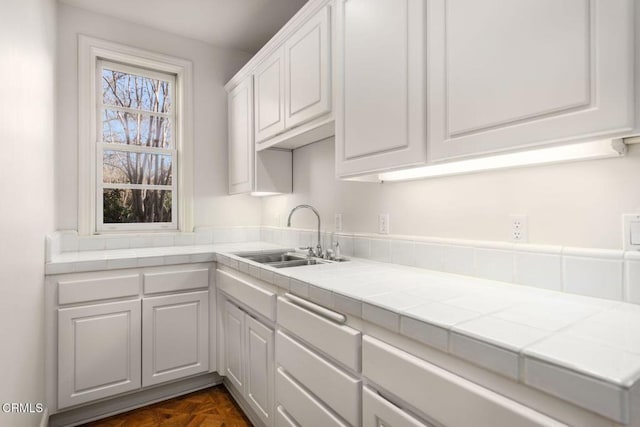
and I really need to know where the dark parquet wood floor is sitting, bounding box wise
[81,386,252,427]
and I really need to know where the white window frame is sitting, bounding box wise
[78,35,194,235]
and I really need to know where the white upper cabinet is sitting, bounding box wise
[335,0,427,178]
[228,78,254,194]
[428,0,635,162]
[226,1,334,151]
[284,5,332,130]
[255,48,287,143]
[228,76,292,196]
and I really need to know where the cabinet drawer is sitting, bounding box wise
[217,268,276,321]
[276,405,298,427]
[58,274,139,305]
[363,336,565,427]
[277,296,360,371]
[143,268,209,294]
[363,386,431,427]
[276,331,360,426]
[276,367,349,427]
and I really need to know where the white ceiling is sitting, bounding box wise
[59,0,309,54]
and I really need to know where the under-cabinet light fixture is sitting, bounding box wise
[251,192,281,197]
[378,139,627,182]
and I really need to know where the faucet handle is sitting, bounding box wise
[298,247,315,258]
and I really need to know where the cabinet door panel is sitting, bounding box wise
[284,5,331,129]
[142,291,209,387]
[255,49,286,143]
[429,0,634,161]
[224,301,245,391]
[336,0,426,177]
[245,315,275,427]
[58,300,141,409]
[228,78,254,194]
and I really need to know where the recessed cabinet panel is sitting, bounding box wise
[142,291,209,387]
[285,5,331,129]
[229,78,254,194]
[58,300,141,409]
[336,0,426,177]
[255,49,286,143]
[245,315,275,427]
[429,0,634,161]
[224,301,245,392]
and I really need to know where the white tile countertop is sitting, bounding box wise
[46,242,640,423]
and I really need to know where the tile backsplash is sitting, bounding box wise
[46,225,640,305]
[259,226,638,306]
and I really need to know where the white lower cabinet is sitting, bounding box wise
[362,335,566,427]
[58,299,142,409]
[223,299,275,427]
[275,367,348,427]
[51,264,213,411]
[275,295,361,426]
[224,300,245,392]
[142,291,209,387]
[363,386,432,427]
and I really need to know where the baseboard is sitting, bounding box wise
[39,408,49,427]
[223,378,266,427]
[48,373,222,427]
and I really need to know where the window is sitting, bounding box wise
[98,61,176,230]
[78,36,193,234]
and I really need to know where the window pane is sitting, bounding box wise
[102,68,172,113]
[103,150,173,186]
[102,109,171,148]
[103,189,172,224]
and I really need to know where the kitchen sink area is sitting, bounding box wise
[237,250,347,268]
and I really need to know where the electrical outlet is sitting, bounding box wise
[334,213,343,232]
[378,213,390,234]
[510,215,528,243]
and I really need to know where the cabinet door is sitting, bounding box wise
[245,315,275,427]
[335,0,426,177]
[142,291,209,387]
[255,48,286,143]
[363,386,431,427]
[284,5,332,129]
[224,301,245,392]
[228,78,254,194]
[58,299,141,409]
[428,0,634,161]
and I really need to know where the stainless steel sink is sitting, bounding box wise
[237,251,345,269]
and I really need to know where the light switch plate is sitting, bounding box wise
[623,214,640,250]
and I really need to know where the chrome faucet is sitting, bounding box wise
[287,204,322,257]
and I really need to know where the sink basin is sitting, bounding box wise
[237,251,345,269]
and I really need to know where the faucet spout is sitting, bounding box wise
[287,204,322,257]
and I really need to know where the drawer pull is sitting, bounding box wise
[284,293,346,324]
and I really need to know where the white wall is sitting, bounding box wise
[56,4,262,231]
[0,0,56,425]
[262,138,640,250]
